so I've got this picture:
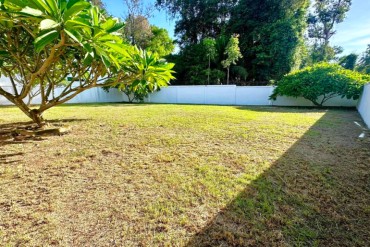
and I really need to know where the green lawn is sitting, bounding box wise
[0,104,369,246]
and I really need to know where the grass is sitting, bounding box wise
[0,104,369,246]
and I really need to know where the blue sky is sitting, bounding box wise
[331,0,370,55]
[105,0,370,55]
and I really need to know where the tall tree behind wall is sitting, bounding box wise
[157,0,309,83]
[122,0,174,56]
[123,0,153,46]
[156,0,237,46]
[358,45,370,74]
[307,0,352,63]
[229,0,309,82]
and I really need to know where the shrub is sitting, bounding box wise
[270,63,370,106]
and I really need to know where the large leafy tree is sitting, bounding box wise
[156,0,237,46]
[157,0,309,83]
[0,0,174,126]
[307,0,351,62]
[147,26,174,57]
[124,15,152,47]
[122,0,174,57]
[229,0,309,82]
[270,63,370,107]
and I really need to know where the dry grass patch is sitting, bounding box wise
[0,104,369,246]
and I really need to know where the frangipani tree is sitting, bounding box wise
[0,0,174,126]
[105,48,175,102]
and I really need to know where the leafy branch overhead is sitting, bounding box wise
[0,0,174,126]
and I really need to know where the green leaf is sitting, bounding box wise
[101,54,111,68]
[44,0,58,14]
[34,30,58,52]
[105,43,130,57]
[65,18,91,28]
[90,6,99,26]
[0,50,10,57]
[83,52,94,66]
[64,28,82,43]
[40,19,59,30]
[27,0,52,14]
[63,1,90,20]
[19,6,43,17]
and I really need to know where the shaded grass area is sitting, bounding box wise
[0,104,369,246]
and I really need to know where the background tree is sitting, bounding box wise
[122,0,174,56]
[202,38,217,84]
[0,0,174,126]
[89,0,106,10]
[338,53,358,70]
[221,35,242,84]
[358,45,370,74]
[270,63,370,106]
[307,0,352,62]
[156,0,237,46]
[123,0,152,45]
[157,0,309,83]
[229,0,309,82]
[145,26,174,57]
[124,15,152,47]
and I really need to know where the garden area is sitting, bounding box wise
[1,104,369,246]
[0,0,370,246]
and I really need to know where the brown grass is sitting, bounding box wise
[0,104,369,246]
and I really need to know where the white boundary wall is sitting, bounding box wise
[357,83,370,128]
[146,86,358,107]
[0,84,359,107]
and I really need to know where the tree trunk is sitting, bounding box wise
[311,100,323,107]
[29,109,46,127]
[208,56,210,85]
[227,67,230,85]
[12,99,45,127]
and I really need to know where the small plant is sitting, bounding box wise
[104,49,174,102]
[270,63,370,107]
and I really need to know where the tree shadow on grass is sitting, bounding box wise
[234,105,357,113]
[0,118,89,147]
[187,110,370,246]
[0,152,24,165]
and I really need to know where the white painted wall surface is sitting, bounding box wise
[0,85,359,107]
[357,83,370,128]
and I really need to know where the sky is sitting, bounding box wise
[105,0,370,55]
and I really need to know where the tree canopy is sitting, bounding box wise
[358,45,370,74]
[307,0,352,63]
[157,0,309,83]
[270,63,370,106]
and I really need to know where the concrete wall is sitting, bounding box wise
[0,85,359,107]
[357,83,370,128]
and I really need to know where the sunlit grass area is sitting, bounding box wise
[0,104,369,246]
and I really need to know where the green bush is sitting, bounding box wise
[270,63,370,106]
